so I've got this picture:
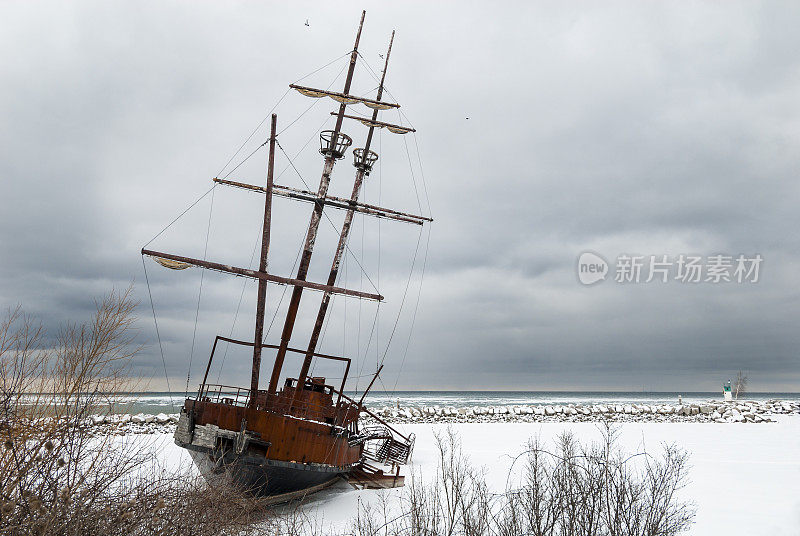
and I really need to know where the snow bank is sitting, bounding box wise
[144,417,800,536]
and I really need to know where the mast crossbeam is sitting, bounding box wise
[290,84,400,110]
[213,177,432,225]
[141,249,383,301]
[334,112,416,133]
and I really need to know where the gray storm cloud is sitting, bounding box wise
[2,1,799,392]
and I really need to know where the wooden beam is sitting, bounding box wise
[141,249,383,301]
[250,113,277,404]
[289,84,400,109]
[214,335,350,362]
[213,178,432,224]
[333,112,416,133]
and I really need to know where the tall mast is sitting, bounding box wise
[250,113,277,406]
[294,32,396,399]
[266,11,367,396]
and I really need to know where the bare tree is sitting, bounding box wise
[734,370,749,400]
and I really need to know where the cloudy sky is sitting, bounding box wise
[2,1,799,392]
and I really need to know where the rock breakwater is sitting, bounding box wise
[82,400,800,435]
[369,399,800,425]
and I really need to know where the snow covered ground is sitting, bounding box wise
[147,417,800,534]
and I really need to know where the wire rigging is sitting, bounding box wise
[142,45,433,409]
[275,140,381,295]
[142,186,216,249]
[378,224,424,369]
[216,89,291,179]
[277,61,349,137]
[376,128,382,371]
[392,224,431,392]
[354,51,435,399]
[141,257,176,412]
[218,51,350,178]
[185,185,216,395]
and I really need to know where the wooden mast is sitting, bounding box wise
[250,113,277,406]
[294,31,396,401]
[265,11,367,396]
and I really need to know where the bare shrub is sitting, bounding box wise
[347,425,695,536]
[498,424,695,536]
[0,289,274,535]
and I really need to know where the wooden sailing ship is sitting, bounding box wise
[142,11,432,499]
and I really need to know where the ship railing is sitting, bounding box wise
[197,335,354,410]
[193,383,361,427]
[196,384,252,408]
[331,388,412,443]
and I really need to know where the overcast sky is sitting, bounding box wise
[2,1,800,392]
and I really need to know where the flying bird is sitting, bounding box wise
[379,53,384,59]
[304,19,310,27]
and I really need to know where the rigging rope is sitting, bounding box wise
[185,185,216,395]
[356,190,364,392]
[141,257,176,412]
[216,50,349,176]
[142,48,434,405]
[295,51,352,84]
[376,128,382,371]
[143,185,216,249]
[143,56,348,251]
[353,53,435,400]
[381,119,432,396]
[275,140,381,294]
[193,60,350,384]
[216,89,290,179]
[212,92,345,384]
[209,56,348,194]
[392,224,431,392]
[401,116,424,214]
[412,131,433,217]
[378,224,423,369]
[142,50,359,393]
[214,233,306,385]
[277,61,348,137]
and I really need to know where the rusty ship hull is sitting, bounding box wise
[174,379,364,497]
